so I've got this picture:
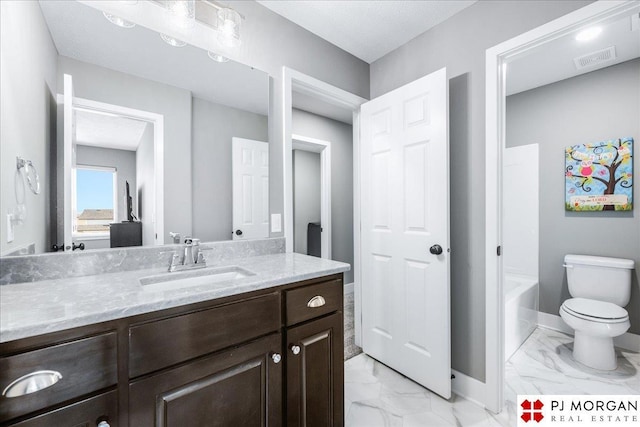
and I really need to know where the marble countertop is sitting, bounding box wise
[0,253,350,343]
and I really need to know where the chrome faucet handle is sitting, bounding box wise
[169,232,181,244]
[169,252,180,272]
[183,242,194,265]
[196,251,206,265]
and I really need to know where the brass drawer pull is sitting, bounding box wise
[307,295,326,308]
[2,370,63,398]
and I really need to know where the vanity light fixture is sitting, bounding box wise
[217,7,242,48]
[160,33,187,47]
[575,26,602,42]
[103,12,136,29]
[161,0,195,47]
[207,51,229,62]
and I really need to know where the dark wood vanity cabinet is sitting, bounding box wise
[286,313,343,427]
[129,334,283,427]
[0,273,343,427]
[285,278,344,427]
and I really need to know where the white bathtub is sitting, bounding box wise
[505,275,539,361]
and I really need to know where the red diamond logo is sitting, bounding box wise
[521,399,544,423]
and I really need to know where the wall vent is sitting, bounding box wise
[573,46,617,70]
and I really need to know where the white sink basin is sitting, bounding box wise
[139,266,255,292]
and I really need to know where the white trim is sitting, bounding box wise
[485,0,638,414]
[344,282,354,295]
[352,109,362,348]
[282,67,367,346]
[63,95,165,245]
[537,312,640,353]
[451,369,486,408]
[292,134,332,259]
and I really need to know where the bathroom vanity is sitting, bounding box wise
[0,246,348,427]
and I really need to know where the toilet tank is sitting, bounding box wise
[564,255,635,306]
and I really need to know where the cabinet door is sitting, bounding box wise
[286,313,343,427]
[129,334,282,427]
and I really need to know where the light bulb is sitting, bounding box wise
[165,0,195,30]
[575,27,602,42]
[207,51,229,63]
[103,12,136,28]
[160,33,187,47]
[217,8,241,48]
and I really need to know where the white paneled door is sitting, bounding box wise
[232,137,269,241]
[360,68,451,398]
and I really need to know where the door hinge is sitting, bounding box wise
[497,246,502,256]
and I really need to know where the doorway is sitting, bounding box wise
[485,1,639,413]
[60,75,164,251]
[292,135,331,259]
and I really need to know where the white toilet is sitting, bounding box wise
[559,254,634,370]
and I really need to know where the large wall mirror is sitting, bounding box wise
[1,0,270,256]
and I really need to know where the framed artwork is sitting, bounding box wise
[565,137,633,211]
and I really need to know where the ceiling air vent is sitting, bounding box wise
[573,46,617,70]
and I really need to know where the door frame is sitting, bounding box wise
[282,67,367,342]
[484,0,636,413]
[64,94,165,246]
[292,134,332,259]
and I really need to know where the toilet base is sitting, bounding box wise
[573,331,617,370]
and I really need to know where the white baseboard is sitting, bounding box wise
[451,369,486,407]
[537,311,640,352]
[344,282,354,295]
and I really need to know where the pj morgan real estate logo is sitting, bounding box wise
[517,395,639,426]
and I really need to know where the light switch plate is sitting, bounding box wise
[6,214,14,242]
[270,213,282,233]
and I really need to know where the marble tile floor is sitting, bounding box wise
[344,327,639,426]
[502,327,640,424]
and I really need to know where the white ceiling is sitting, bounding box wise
[257,0,477,64]
[75,110,149,151]
[507,11,640,95]
[39,0,269,116]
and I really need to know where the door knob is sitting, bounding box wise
[235,229,243,236]
[429,244,443,255]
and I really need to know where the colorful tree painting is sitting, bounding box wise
[565,137,633,211]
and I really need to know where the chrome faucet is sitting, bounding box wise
[168,237,207,272]
[183,238,194,265]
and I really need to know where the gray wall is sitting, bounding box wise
[293,150,321,255]
[292,109,354,284]
[222,1,370,239]
[0,1,57,255]
[136,123,154,246]
[370,0,591,381]
[191,97,268,242]
[57,56,193,244]
[506,59,640,334]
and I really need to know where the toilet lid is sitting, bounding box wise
[563,298,628,320]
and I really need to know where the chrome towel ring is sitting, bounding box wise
[16,157,40,195]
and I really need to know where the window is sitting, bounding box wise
[73,165,118,237]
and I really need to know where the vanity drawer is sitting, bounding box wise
[9,390,118,427]
[129,293,281,378]
[285,278,342,326]
[0,332,118,423]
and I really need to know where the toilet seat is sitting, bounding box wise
[561,298,628,323]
